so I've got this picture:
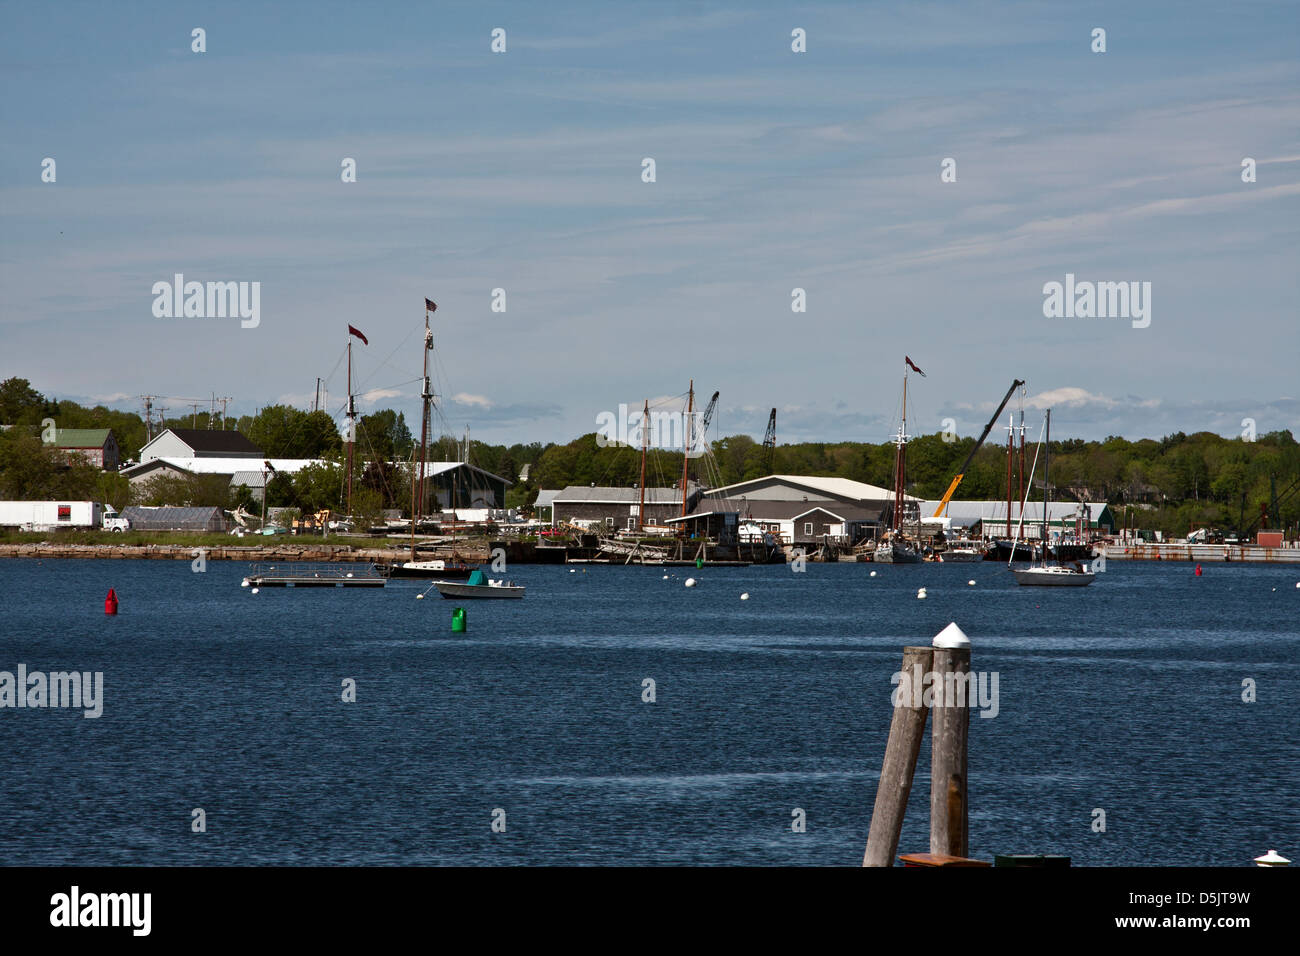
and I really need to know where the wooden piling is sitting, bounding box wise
[930,645,971,856]
[864,645,934,867]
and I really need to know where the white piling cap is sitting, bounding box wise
[932,621,970,648]
[1254,849,1291,866]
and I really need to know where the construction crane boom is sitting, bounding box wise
[762,408,776,471]
[931,379,1026,518]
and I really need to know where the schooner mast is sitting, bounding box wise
[410,301,436,561]
[344,324,369,516]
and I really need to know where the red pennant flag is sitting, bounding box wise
[424,298,437,313]
[348,325,368,345]
[905,356,926,377]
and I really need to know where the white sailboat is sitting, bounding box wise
[1013,409,1095,587]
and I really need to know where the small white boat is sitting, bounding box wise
[434,570,525,599]
[939,546,984,562]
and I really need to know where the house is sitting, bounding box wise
[49,428,120,471]
[122,455,327,501]
[552,485,702,530]
[139,428,263,462]
[120,428,328,502]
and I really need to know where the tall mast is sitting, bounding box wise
[638,399,649,532]
[893,371,908,532]
[1005,414,1014,540]
[1042,409,1051,549]
[346,339,354,516]
[681,380,694,518]
[410,310,433,562]
[1017,406,1026,526]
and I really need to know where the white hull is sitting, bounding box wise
[434,580,525,599]
[1013,567,1095,587]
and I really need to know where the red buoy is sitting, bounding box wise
[105,588,119,615]
[1194,564,1203,577]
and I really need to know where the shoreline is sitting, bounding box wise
[4,541,1300,564]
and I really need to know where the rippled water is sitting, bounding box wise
[1,558,1295,865]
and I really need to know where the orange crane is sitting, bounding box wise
[931,379,1025,518]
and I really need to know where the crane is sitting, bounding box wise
[931,379,1026,518]
[762,408,776,472]
[698,390,720,445]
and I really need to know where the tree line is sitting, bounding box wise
[2,377,1296,536]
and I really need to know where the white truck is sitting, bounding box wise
[0,501,132,532]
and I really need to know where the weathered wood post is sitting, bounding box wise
[930,622,971,857]
[863,645,934,867]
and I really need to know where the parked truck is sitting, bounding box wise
[0,501,132,532]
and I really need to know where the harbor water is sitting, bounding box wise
[1,558,1295,866]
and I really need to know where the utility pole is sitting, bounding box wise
[314,378,321,413]
[216,396,233,430]
[188,402,203,428]
[140,395,157,441]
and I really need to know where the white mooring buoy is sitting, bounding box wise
[685,577,697,588]
[251,587,260,594]
[869,570,877,577]
[740,592,750,601]
[968,579,976,586]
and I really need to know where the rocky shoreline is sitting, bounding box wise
[0,543,493,563]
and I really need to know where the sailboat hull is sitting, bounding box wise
[385,562,477,580]
[1013,567,1095,587]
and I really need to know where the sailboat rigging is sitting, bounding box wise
[874,357,922,564]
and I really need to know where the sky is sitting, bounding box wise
[2,0,1297,449]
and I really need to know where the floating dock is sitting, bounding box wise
[241,562,387,588]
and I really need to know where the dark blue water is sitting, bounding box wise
[1,558,1296,866]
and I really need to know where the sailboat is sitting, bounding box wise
[874,357,922,564]
[1013,409,1095,587]
[388,300,477,581]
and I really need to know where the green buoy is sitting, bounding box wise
[695,556,703,569]
[451,607,467,633]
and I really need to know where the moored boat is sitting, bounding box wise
[1013,564,1095,587]
[434,569,524,599]
[385,558,477,580]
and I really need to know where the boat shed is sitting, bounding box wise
[920,500,1115,538]
[121,505,229,532]
[411,462,511,510]
[552,485,702,530]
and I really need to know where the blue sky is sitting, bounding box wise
[2,0,1297,447]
